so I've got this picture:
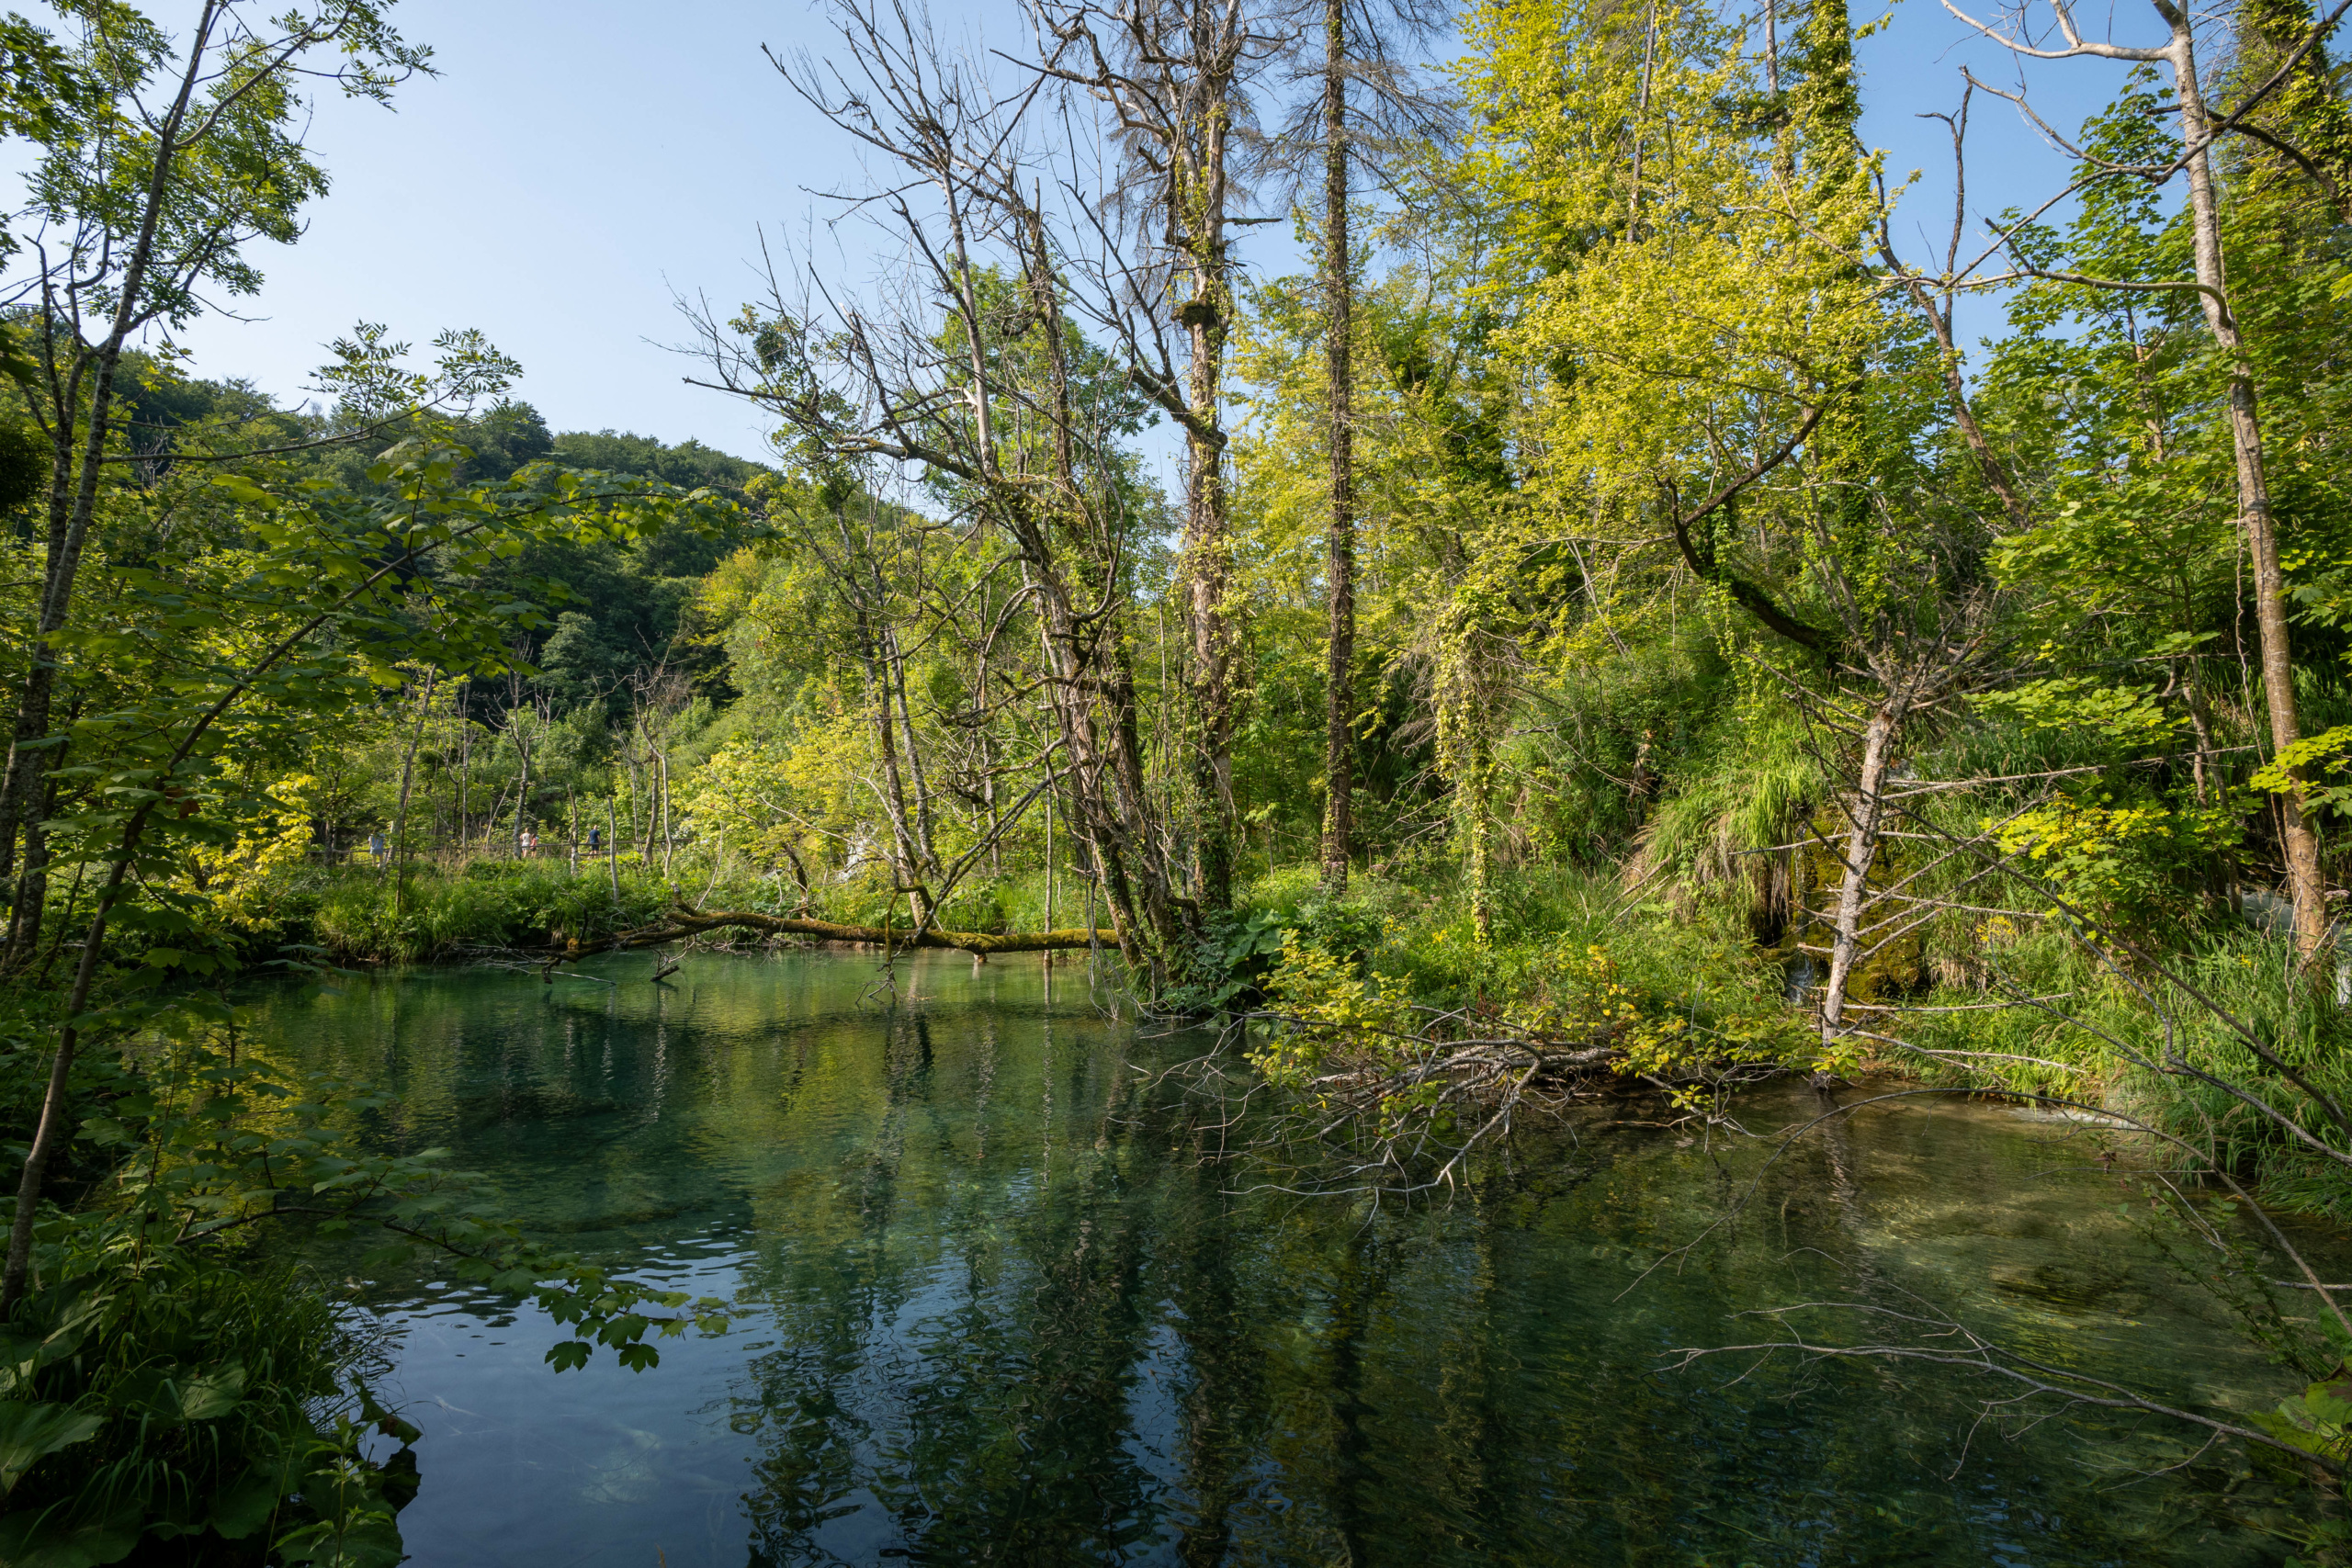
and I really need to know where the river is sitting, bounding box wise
[246,948,2325,1566]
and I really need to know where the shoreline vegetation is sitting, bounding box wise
[2,0,2352,1561]
[270,845,2352,1207]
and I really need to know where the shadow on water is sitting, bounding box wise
[243,950,2335,1567]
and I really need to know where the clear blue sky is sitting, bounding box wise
[107,0,2147,465]
[167,0,1029,463]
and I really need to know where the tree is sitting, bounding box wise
[1040,0,1295,915]
[1284,0,1453,897]
[691,0,1202,974]
[0,2,430,968]
[1,420,730,1312]
[1320,0,1358,896]
[1939,0,2335,960]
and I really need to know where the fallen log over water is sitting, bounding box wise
[546,907,1116,963]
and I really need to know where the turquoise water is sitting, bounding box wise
[250,950,2326,1566]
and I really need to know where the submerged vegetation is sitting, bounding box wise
[3,0,2352,1558]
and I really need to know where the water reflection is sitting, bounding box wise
[247,951,2318,1567]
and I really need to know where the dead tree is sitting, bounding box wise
[685,0,1203,977]
[1031,0,1298,914]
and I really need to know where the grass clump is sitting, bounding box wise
[288,860,676,962]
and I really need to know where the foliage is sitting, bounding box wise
[1989,790,2240,939]
[0,1249,409,1568]
[292,861,677,963]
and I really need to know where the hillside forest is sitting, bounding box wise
[5,0,2352,1561]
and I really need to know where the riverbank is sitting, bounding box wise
[220,857,1104,966]
[218,855,2352,1230]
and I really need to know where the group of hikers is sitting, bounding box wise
[364,824,608,867]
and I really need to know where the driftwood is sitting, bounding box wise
[541,906,1116,968]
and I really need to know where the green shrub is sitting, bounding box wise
[294,862,676,963]
[1,1248,414,1567]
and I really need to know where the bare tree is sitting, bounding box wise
[624,660,688,875]
[1033,0,1297,913]
[684,0,1204,975]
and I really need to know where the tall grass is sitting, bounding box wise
[278,860,678,962]
[1889,922,2352,1216]
[1634,704,1824,917]
[267,854,1093,964]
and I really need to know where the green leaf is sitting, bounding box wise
[0,1509,141,1568]
[0,1401,105,1494]
[2252,1408,2335,1456]
[207,1465,287,1540]
[544,1340,592,1373]
[597,1313,650,1348]
[76,1117,128,1147]
[2303,1380,2352,1429]
[177,1363,247,1421]
[0,1338,37,1399]
[273,1514,405,1568]
[113,1363,245,1427]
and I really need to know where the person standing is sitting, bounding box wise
[368,830,388,869]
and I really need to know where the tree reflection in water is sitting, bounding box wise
[254,952,2321,1567]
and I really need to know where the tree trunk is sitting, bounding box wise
[658,746,673,878]
[3,713,72,966]
[635,757,652,862]
[978,628,1001,875]
[2168,13,2326,964]
[511,726,532,861]
[458,718,471,851]
[607,796,622,904]
[1466,730,1494,943]
[392,671,435,923]
[3,773,55,967]
[2,846,136,1314]
[559,907,1117,961]
[1186,321,1237,913]
[0,6,222,947]
[887,624,942,894]
[1818,694,1906,1055]
[1181,58,1239,916]
[1319,0,1356,898]
[1022,202,1192,968]
[863,614,931,920]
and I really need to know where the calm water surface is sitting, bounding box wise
[246,950,2326,1567]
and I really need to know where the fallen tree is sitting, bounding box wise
[539,905,1118,966]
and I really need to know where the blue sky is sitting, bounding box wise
[89,0,2155,466]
